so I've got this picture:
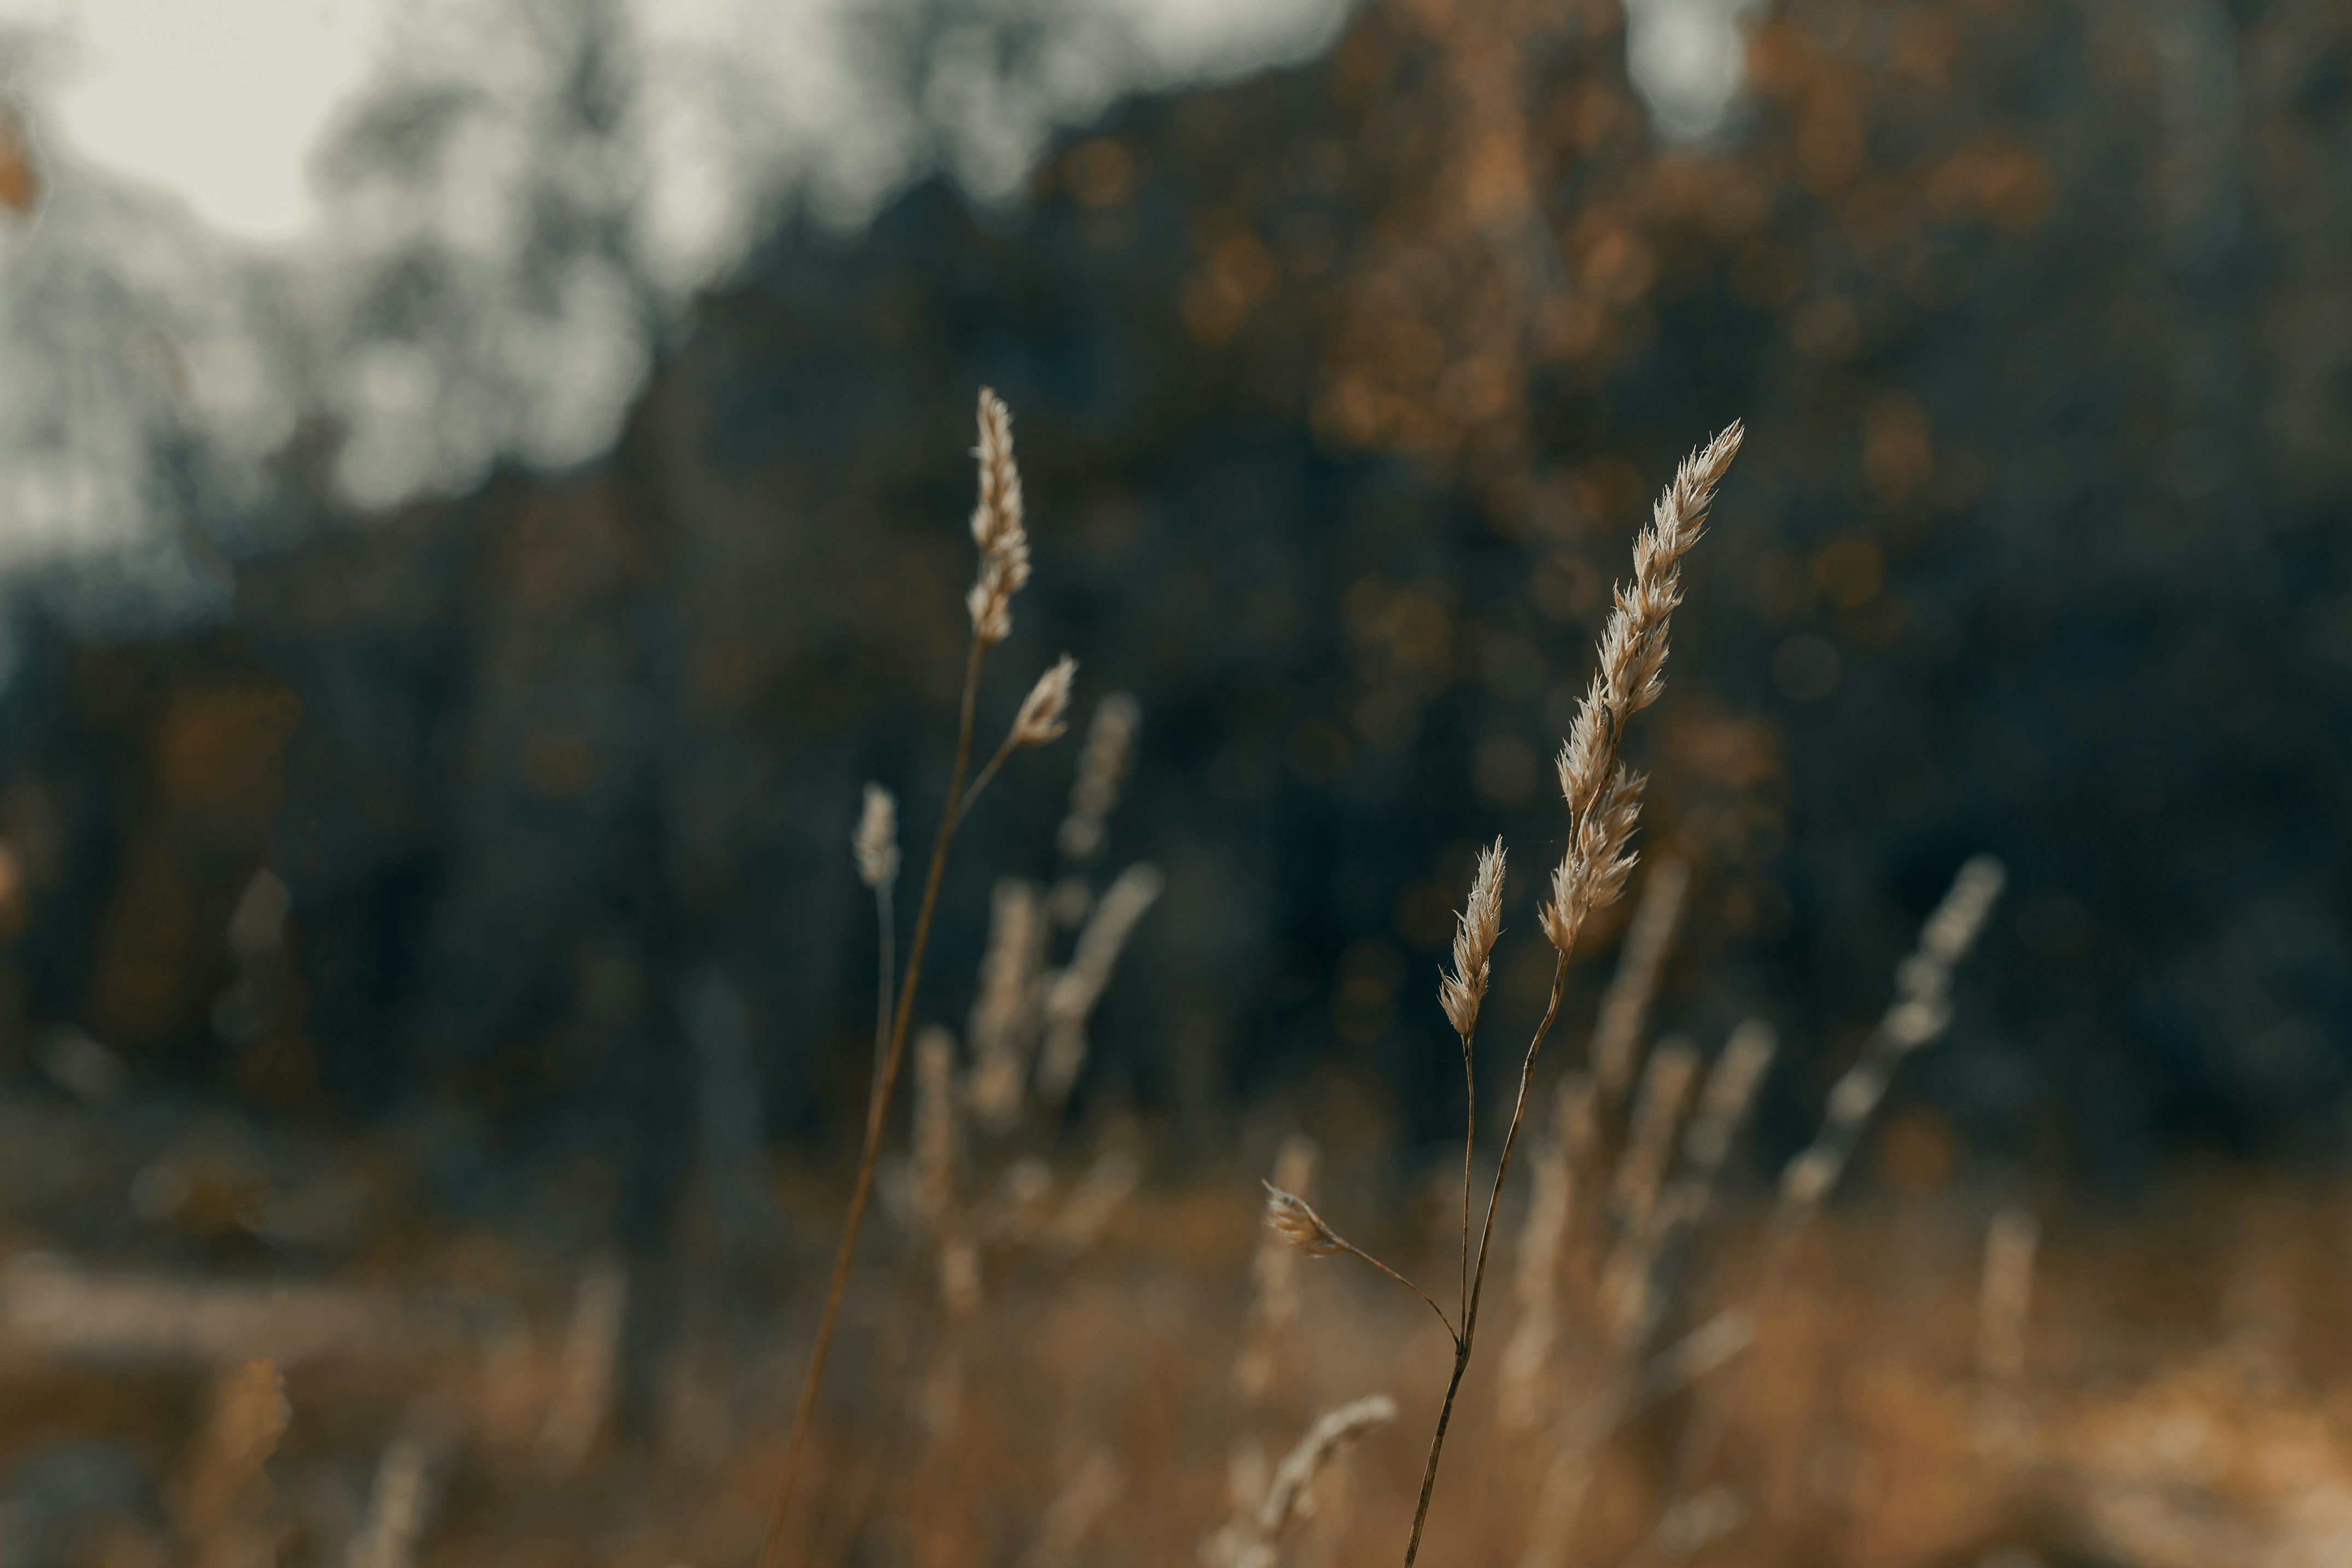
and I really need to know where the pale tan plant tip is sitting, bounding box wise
[1439,837,1506,1041]
[1256,1394,1400,1537]
[1539,423,1742,958]
[966,387,1031,645]
[1012,655,1079,747]
[852,783,899,889]
[1405,423,1742,1568]
[1262,1182,1346,1258]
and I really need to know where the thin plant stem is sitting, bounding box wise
[870,881,894,1091]
[1459,1038,1475,1326]
[758,636,986,1568]
[1341,1239,1458,1344]
[1405,948,1572,1566]
[953,733,1019,827]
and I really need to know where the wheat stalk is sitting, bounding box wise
[1587,857,1690,1113]
[1438,837,1507,1324]
[1605,1021,1776,1358]
[1207,1395,1401,1568]
[1057,692,1140,867]
[968,879,1048,1134]
[1037,861,1165,1109]
[1397,422,1742,1567]
[1768,855,2006,1239]
[1521,1025,1773,1568]
[759,388,1074,1568]
[1654,854,2006,1553]
[1609,1036,1701,1241]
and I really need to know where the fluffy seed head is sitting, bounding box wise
[966,388,1032,645]
[1540,422,1741,954]
[1439,837,1506,1040]
[970,387,1024,555]
[1011,656,1078,748]
[1540,764,1646,953]
[1262,1182,1345,1258]
[852,784,899,889]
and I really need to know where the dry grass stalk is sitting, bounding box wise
[1440,837,1507,1044]
[761,387,1075,1568]
[1518,1310,1759,1568]
[1522,1027,1773,1565]
[1605,1022,1777,1356]
[1260,1395,1399,1537]
[1017,1454,1124,1568]
[1261,1183,1456,1336]
[1011,656,1078,745]
[0,1255,415,1363]
[1977,1205,2039,1387]
[345,1436,432,1568]
[181,1357,289,1568]
[1442,838,1507,1317]
[1587,857,1690,1111]
[1040,1145,1142,1253]
[968,879,1047,1133]
[1497,1072,1592,1430]
[1976,1204,2040,1456]
[1237,1134,1320,1402]
[1207,1395,1400,1568]
[1610,1036,1701,1239]
[1773,855,2007,1237]
[1037,861,1165,1108]
[1057,692,1140,866]
[910,1025,962,1238]
[540,1251,627,1472]
[965,388,1028,646]
[1656,856,2007,1548]
[974,1155,1057,1244]
[1539,428,1740,959]
[960,656,1081,817]
[1295,422,1739,1567]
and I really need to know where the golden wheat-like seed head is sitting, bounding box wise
[967,387,1032,645]
[1540,764,1646,953]
[971,388,1024,552]
[852,783,899,889]
[1011,656,1078,747]
[1439,836,1506,1040]
[1541,425,1741,955]
[1262,1181,1345,1258]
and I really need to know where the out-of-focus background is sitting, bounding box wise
[0,0,2347,1564]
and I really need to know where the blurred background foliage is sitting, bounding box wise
[0,0,2343,1260]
